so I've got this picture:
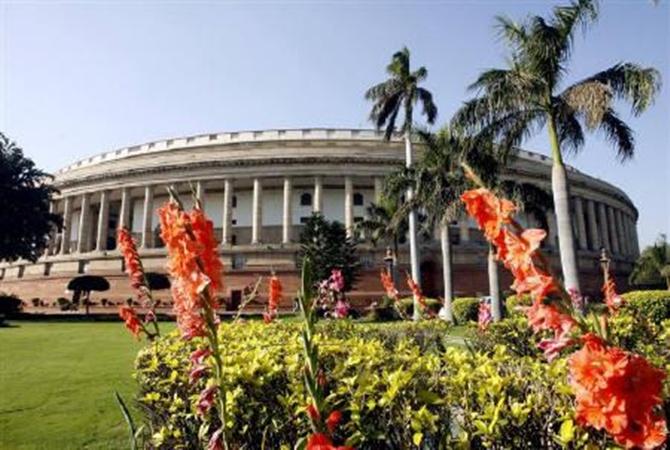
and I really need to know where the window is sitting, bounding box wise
[231,235,237,245]
[353,193,364,206]
[232,195,237,208]
[300,217,310,224]
[232,254,246,269]
[300,192,312,206]
[354,216,363,223]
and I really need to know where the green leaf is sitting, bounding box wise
[114,391,137,450]
[412,432,423,446]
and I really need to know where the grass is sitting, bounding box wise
[0,319,469,449]
[0,321,157,450]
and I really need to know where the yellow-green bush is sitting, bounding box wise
[621,290,670,325]
[134,321,615,449]
[451,297,480,324]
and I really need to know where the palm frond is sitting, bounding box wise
[568,63,662,116]
[415,88,438,124]
[598,109,634,161]
[553,97,585,154]
[494,15,529,50]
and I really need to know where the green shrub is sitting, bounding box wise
[451,297,479,324]
[398,296,441,317]
[505,294,532,316]
[135,321,618,449]
[0,294,22,324]
[620,290,670,325]
[467,316,542,358]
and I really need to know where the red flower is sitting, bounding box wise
[306,403,320,421]
[196,385,217,416]
[264,275,282,323]
[117,227,148,299]
[460,188,516,242]
[602,276,624,313]
[568,334,667,449]
[158,201,223,339]
[510,266,555,303]
[406,274,429,316]
[118,305,142,339]
[207,427,223,450]
[380,269,398,300]
[306,433,354,450]
[502,228,545,275]
[478,302,492,331]
[326,410,342,433]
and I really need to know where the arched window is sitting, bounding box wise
[353,193,364,206]
[232,195,238,208]
[300,192,312,206]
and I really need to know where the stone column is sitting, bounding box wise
[607,206,620,254]
[547,210,559,249]
[598,202,611,251]
[195,180,206,210]
[282,177,293,244]
[221,179,233,245]
[141,185,154,249]
[344,176,354,238]
[313,176,323,213]
[95,190,110,252]
[573,197,588,250]
[43,201,55,257]
[251,178,262,244]
[374,177,383,203]
[59,197,72,255]
[76,193,91,253]
[458,219,470,243]
[118,187,131,231]
[631,217,640,257]
[585,199,600,250]
[615,210,627,256]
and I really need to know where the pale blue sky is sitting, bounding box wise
[0,1,668,247]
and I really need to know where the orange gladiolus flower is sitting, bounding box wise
[569,334,667,449]
[117,227,148,298]
[264,275,282,323]
[406,274,428,315]
[380,269,398,300]
[602,276,624,313]
[306,433,354,450]
[118,305,142,339]
[502,228,546,276]
[158,201,223,339]
[461,188,516,242]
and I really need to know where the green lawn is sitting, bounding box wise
[0,321,150,450]
[0,320,467,449]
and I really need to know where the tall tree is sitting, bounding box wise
[297,213,360,292]
[0,133,62,262]
[384,128,497,322]
[453,0,661,294]
[366,47,438,320]
[356,197,408,267]
[630,234,670,289]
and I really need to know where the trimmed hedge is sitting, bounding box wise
[621,290,670,325]
[451,297,479,324]
[135,321,616,449]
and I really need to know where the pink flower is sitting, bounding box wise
[333,300,350,319]
[196,385,217,416]
[207,427,223,450]
[328,269,345,292]
[190,347,212,365]
[189,365,208,384]
[478,302,492,331]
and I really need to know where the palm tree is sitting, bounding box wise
[356,197,409,281]
[630,234,670,289]
[366,47,438,320]
[452,0,661,295]
[384,128,504,321]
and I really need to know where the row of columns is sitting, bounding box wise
[52,176,384,255]
[48,182,639,259]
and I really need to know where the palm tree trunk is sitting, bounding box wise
[440,222,454,322]
[547,115,581,294]
[404,131,422,321]
[488,245,502,321]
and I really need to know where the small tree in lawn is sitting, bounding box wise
[297,213,359,292]
[630,234,670,289]
[0,133,62,262]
